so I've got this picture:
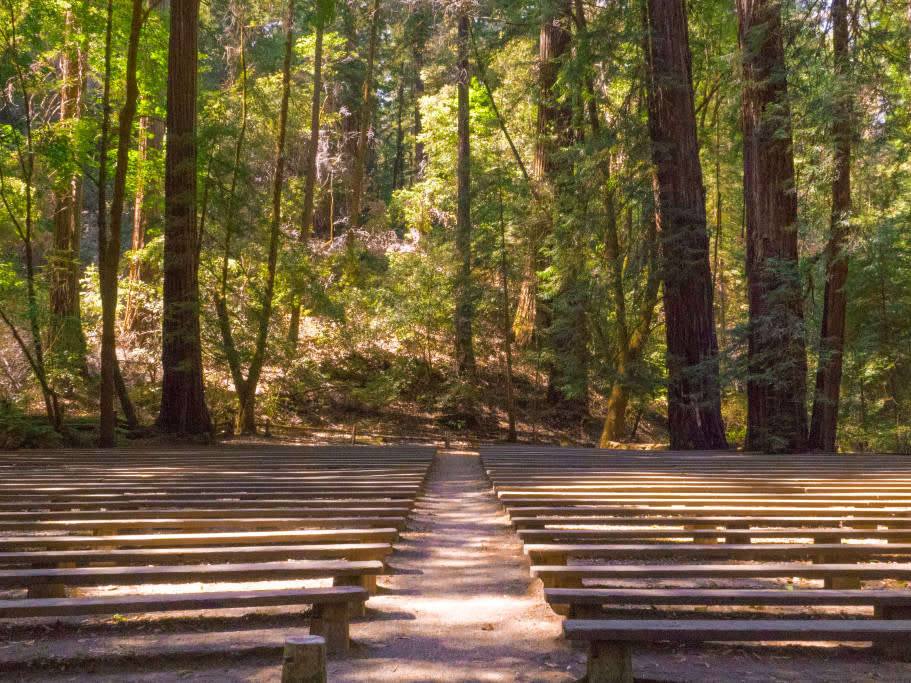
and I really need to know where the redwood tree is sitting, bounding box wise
[644,0,727,449]
[808,0,851,452]
[739,0,808,452]
[157,0,211,435]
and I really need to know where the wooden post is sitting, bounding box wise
[310,602,350,654]
[587,641,633,683]
[824,575,861,590]
[281,635,326,683]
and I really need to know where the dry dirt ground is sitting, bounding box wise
[4,449,911,682]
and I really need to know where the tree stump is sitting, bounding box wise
[281,635,326,683]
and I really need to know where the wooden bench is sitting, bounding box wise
[0,559,384,598]
[0,542,393,567]
[0,515,408,534]
[563,618,911,683]
[524,542,911,565]
[532,562,911,591]
[545,587,911,619]
[518,527,911,544]
[0,527,399,550]
[0,586,366,653]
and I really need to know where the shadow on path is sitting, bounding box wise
[332,449,580,682]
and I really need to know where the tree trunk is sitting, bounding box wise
[454,13,476,378]
[234,0,295,434]
[513,1,573,345]
[347,0,380,234]
[808,0,851,452]
[644,0,727,449]
[289,6,325,347]
[49,9,88,378]
[99,0,143,447]
[157,0,212,436]
[600,204,660,447]
[412,38,426,182]
[739,0,808,453]
[123,111,163,334]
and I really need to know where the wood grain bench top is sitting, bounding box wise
[511,515,911,528]
[0,559,385,588]
[0,585,368,618]
[0,542,393,566]
[562,618,911,642]
[0,527,400,550]
[524,543,911,561]
[518,528,911,542]
[0,516,406,533]
[507,506,911,517]
[532,563,911,580]
[0,507,411,521]
[545,587,911,607]
[0,498,414,510]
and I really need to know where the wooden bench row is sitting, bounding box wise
[0,586,366,653]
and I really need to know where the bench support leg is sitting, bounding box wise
[282,635,326,683]
[27,583,67,599]
[824,576,861,589]
[332,576,372,616]
[587,641,633,683]
[873,606,911,659]
[309,603,350,654]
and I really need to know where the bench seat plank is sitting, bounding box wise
[545,587,911,607]
[563,618,911,642]
[0,543,392,566]
[532,563,911,581]
[0,528,399,550]
[0,559,384,588]
[0,585,367,618]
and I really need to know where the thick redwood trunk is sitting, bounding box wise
[644,0,727,449]
[157,0,211,436]
[454,13,475,378]
[739,0,807,453]
[808,0,851,452]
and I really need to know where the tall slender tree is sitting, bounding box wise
[808,0,852,452]
[97,0,143,447]
[644,0,727,449]
[347,0,380,234]
[48,7,88,377]
[289,0,333,346]
[739,0,808,452]
[454,10,475,377]
[157,0,211,435]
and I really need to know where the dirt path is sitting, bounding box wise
[327,448,581,682]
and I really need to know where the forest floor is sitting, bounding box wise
[3,449,911,681]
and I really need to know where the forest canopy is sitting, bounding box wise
[0,0,909,453]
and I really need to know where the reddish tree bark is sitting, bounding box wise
[644,0,727,449]
[157,0,211,435]
[739,0,808,452]
[808,0,851,452]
